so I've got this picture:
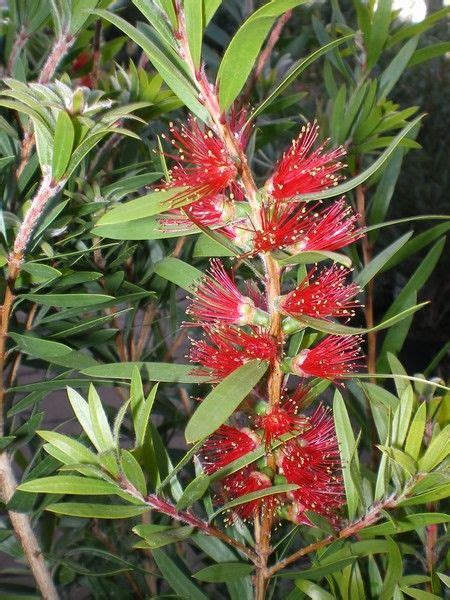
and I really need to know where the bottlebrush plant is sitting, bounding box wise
[0,1,449,599]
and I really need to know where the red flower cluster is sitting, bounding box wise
[189,323,278,381]
[266,121,346,200]
[278,264,360,321]
[162,119,365,525]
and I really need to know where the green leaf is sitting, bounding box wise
[359,513,449,538]
[400,587,441,600]
[154,257,203,291]
[355,232,412,288]
[185,0,203,68]
[135,384,158,448]
[95,189,185,226]
[295,580,335,599]
[387,7,450,47]
[378,36,419,98]
[217,0,305,110]
[399,483,450,507]
[134,525,195,549]
[94,9,209,122]
[333,391,360,519]
[380,538,403,600]
[52,111,74,180]
[21,262,62,283]
[409,42,450,67]
[81,362,211,383]
[366,0,393,69]
[120,450,147,496]
[279,250,352,269]
[37,430,98,465]
[193,563,254,583]
[17,475,119,495]
[419,425,450,472]
[194,233,235,258]
[152,549,208,600]
[277,557,356,579]
[88,385,114,452]
[296,303,427,336]
[176,474,210,510]
[67,387,98,448]
[250,35,354,121]
[404,402,426,462]
[45,502,149,519]
[295,115,423,202]
[20,293,114,307]
[9,333,72,359]
[93,214,198,240]
[209,484,298,521]
[185,360,268,443]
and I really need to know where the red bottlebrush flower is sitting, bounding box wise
[163,117,241,206]
[187,259,257,325]
[278,405,344,525]
[290,335,363,380]
[255,392,308,448]
[222,468,280,522]
[288,198,363,254]
[189,324,278,380]
[251,202,312,254]
[266,121,345,200]
[199,425,259,475]
[278,265,360,321]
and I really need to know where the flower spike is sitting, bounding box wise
[266,121,346,200]
[187,259,259,326]
[199,425,259,474]
[288,198,363,254]
[221,469,282,523]
[290,335,364,380]
[278,264,361,321]
[278,405,344,525]
[163,117,241,206]
[189,324,279,380]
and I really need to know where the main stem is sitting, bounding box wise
[174,10,284,596]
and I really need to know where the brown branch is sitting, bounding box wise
[0,173,64,598]
[266,476,424,577]
[118,476,259,563]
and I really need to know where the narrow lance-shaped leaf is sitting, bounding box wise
[51,110,74,180]
[216,0,306,110]
[294,115,423,202]
[250,34,354,121]
[185,360,268,443]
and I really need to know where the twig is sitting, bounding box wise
[16,32,75,178]
[0,173,64,598]
[266,476,424,577]
[119,477,259,564]
[7,26,29,75]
